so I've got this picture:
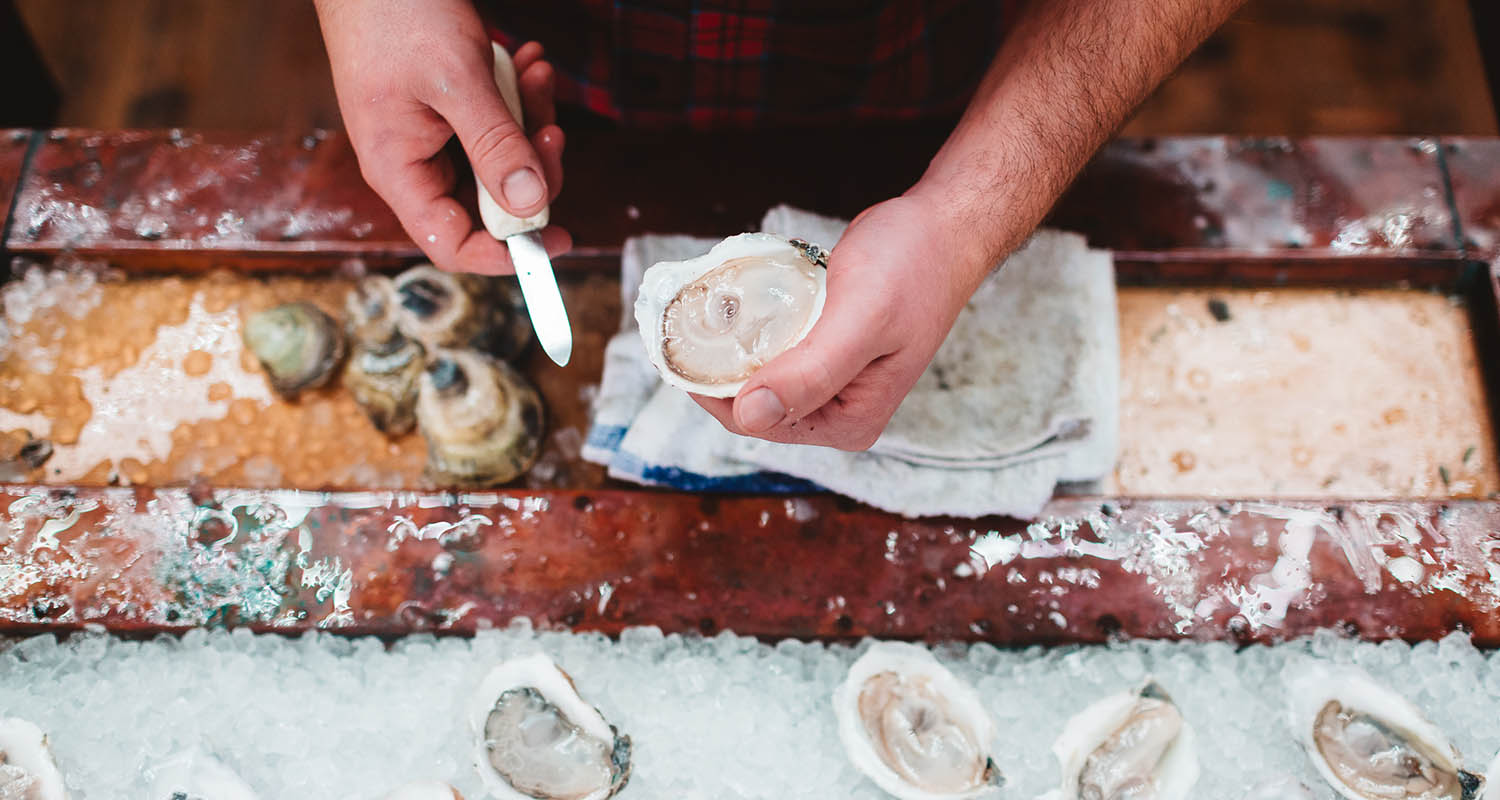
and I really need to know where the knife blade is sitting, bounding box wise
[474,42,573,367]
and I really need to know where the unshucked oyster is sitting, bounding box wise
[392,265,532,361]
[243,301,345,398]
[1050,681,1199,800]
[343,276,425,434]
[635,233,828,398]
[1286,662,1483,800]
[0,717,67,800]
[834,642,1002,800]
[471,654,631,800]
[416,349,543,486]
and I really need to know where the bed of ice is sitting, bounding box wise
[1,623,1497,799]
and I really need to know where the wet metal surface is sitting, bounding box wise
[2,487,1498,645]
[1442,137,1500,258]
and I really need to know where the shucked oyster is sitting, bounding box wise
[416,349,543,486]
[392,265,532,362]
[149,749,258,800]
[243,301,345,398]
[834,642,1002,800]
[343,276,425,435]
[471,654,631,800]
[1050,681,1199,800]
[0,717,67,800]
[635,233,828,398]
[1285,662,1483,800]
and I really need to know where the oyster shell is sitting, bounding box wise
[243,301,345,398]
[470,653,631,800]
[344,275,425,435]
[380,781,464,800]
[0,717,67,800]
[149,749,257,800]
[833,642,1002,800]
[1051,681,1199,800]
[634,233,828,398]
[416,349,544,486]
[1286,662,1483,800]
[392,265,532,361]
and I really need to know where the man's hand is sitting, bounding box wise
[697,0,1245,450]
[315,0,570,274]
[692,193,992,451]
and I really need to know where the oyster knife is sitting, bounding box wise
[475,42,573,367]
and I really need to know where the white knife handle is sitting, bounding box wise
[477,42,550,239]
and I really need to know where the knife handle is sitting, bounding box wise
[476,42,550,240]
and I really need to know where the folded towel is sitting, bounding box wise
[584,206,1119,519]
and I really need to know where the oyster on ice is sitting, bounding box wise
[0,717,67,800]
[833,641,1002,800]
[471,653,631,800]
[416,349,544,486]
[1285,662,1483,800]
[1050,681,1199,800]
[392,265,532,361]
[242,301,345,398]
[635,233,828,398]
[149,749,258,800]
[380,781,464,800]
[343,276,426,435]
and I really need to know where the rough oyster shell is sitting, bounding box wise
[833,642,1002,800]
[242,301,345,398]
[343,275,425,434]
[148,749,258,800]
[380,780,464,800]
[1285,662,1483,800]
[0,717,67,800]
[392,265,532,361]
[634,233,828,398]
[470,654,631,800]
[1050,681,1199,800]
[416,349,544,486]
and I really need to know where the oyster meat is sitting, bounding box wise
[1050,681,1199,800]
[833,641,1002,800]
[380,781,464,800]
[471,654,631,800]
[634,233,828,398]
[392,265,532,361]
[149,749,257,800]
[416,349,544,486]
[0,717,67,800]
[243,301,345,398]
[343,276,425,435]
[1286,662,1483,800]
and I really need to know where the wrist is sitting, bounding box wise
[901,172,1022,292]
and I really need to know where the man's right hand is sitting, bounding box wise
[315,0,570,274]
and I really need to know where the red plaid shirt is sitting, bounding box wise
[481,1,1012,129]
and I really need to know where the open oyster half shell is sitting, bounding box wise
[1285,661,1483,800]
[470,654,631,800]
[635,233,828,398]
[1050,680,1199,800]
[833,641,1002,800]
[0,717,67,800]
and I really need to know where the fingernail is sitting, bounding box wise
[502,168,545,209]
[738,387,785,432]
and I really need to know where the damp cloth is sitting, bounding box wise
[582,205,1120,518]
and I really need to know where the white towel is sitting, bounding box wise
[584,206,1119,518]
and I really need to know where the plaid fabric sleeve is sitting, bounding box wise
[480,0,1011,130]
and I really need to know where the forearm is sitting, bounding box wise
[912,0,1245,276]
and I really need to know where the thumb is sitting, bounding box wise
[434,76,549,219]
[732,295,883,434]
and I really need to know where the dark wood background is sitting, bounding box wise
[10,0,1498,136]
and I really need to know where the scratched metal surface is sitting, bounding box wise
[3,486,1498,646]
[0,131,1480,270]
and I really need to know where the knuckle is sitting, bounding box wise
[468,122,532,171]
